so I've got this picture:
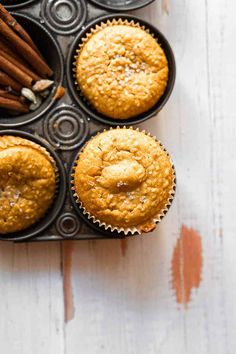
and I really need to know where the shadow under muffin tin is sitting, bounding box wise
[0,0,176,242]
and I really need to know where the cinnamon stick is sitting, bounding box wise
[0,49,41,82]
[0,70,22,91]
[0,4,40,55]
[0,90,25,104]
[0,19,53,78]
[0,89,20,100]
[0,36,26,65]
[0,95,29,113]
[0,54,33,88]
[0,85,20,96]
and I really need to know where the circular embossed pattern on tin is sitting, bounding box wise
[43,105,89,151]
[67,14,176,126]
[41,0,87,35]
[56,212,81,238]
[89,0,154,11]
[3,0,36,9]
[0,130,67,242]
[0,13,64,128]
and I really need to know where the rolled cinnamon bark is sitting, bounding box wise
[0,89,20,100]
[0,90,25,104]
[0,95,29,113]
[0,49,41,82]
[0,70,22,91]
[0,36,25,65]
[0,54,33,88]
[0,4,40,55]
[0,19,53,78]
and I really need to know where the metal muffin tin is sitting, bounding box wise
[0,0,176,242]
[88,0,155,11]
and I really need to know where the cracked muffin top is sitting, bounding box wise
[73,128,175,232]
[0,136,56,234]
[75,23,169,120]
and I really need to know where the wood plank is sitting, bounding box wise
[206,1,236,353]
[0,242,64,354]
[65,1,227,353]
[0,1,234,353]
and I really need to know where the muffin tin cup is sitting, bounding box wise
[0,13,64,128]
[70,127,177,237]
[0,1,176,241]
[66,13,176,126]
[88,0,155,11]
[0,130,67,242]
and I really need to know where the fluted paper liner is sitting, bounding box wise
[0,135,56,167]
[71,127,176,236]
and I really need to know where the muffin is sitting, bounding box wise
[72,128,175,234]
[0,136,56,234]
[75,20,169,120]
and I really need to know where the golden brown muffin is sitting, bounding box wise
[73,128,175,233]
[75,22,169,120]
[0,136,56,234]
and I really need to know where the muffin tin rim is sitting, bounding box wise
[4,0,37,10]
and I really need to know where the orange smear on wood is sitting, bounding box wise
[120,238,128,257]
[162,0,170,14]
[62,242,75,323]
[171,225,203,306]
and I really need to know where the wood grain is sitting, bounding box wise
[66,1,236,353]
[62,242,75,323]
[0,1,235,353]
[0,242,64,354]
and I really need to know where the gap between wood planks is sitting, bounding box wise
[61,242,75,323]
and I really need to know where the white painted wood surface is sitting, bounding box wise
[0,0,235,353]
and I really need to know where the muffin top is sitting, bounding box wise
[74,128,175,231]
[0,136,56,234]
[76,23,168,120]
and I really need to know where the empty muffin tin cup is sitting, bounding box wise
[0,13,64,128]
[0,130,67,242]
[67,14,176,126]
